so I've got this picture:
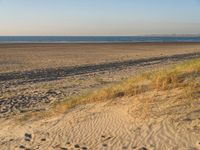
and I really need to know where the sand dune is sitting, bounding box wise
[1,88,200,150]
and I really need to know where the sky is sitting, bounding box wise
[0,0,200,36]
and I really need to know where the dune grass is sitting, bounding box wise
[18,58,200,121]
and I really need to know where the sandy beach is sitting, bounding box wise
[0,43,200,150]
[1,43,200,73]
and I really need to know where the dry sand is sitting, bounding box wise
[0,43,200,150]
[0,89,200,150]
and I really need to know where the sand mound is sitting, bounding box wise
[0,89,200,150]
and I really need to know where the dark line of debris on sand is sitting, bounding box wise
[0,52,200,84]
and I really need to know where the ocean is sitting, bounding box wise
[0,36,200,43]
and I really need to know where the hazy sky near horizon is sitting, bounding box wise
[0,0,200,36]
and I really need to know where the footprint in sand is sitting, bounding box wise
[41,138,46,141]
[60,148,68,150]
[82,146,88,150]
[74,144,80,148]
[138,147,148,150]
[62,142,71,149]
[132,146,137,149]
[102,143,108,147]
[57,142,73,150]
[19,145,25,149]
[122,146,128,149]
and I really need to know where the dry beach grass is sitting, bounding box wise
[32,58,200,120]
[0,58,199,150]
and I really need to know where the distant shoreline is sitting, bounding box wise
[1,36,200,44]
[1,42,200,46]
[1,42,200,45]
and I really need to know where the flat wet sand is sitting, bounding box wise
[1,43,200,73]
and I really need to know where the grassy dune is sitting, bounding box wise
[19,58,200,121]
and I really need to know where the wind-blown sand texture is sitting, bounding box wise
[0,89,200,150]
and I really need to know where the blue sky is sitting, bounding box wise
[0,0,200,35]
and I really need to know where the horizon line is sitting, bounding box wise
[1,34,200,37]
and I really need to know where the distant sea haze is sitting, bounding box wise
[0,36,200,43]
